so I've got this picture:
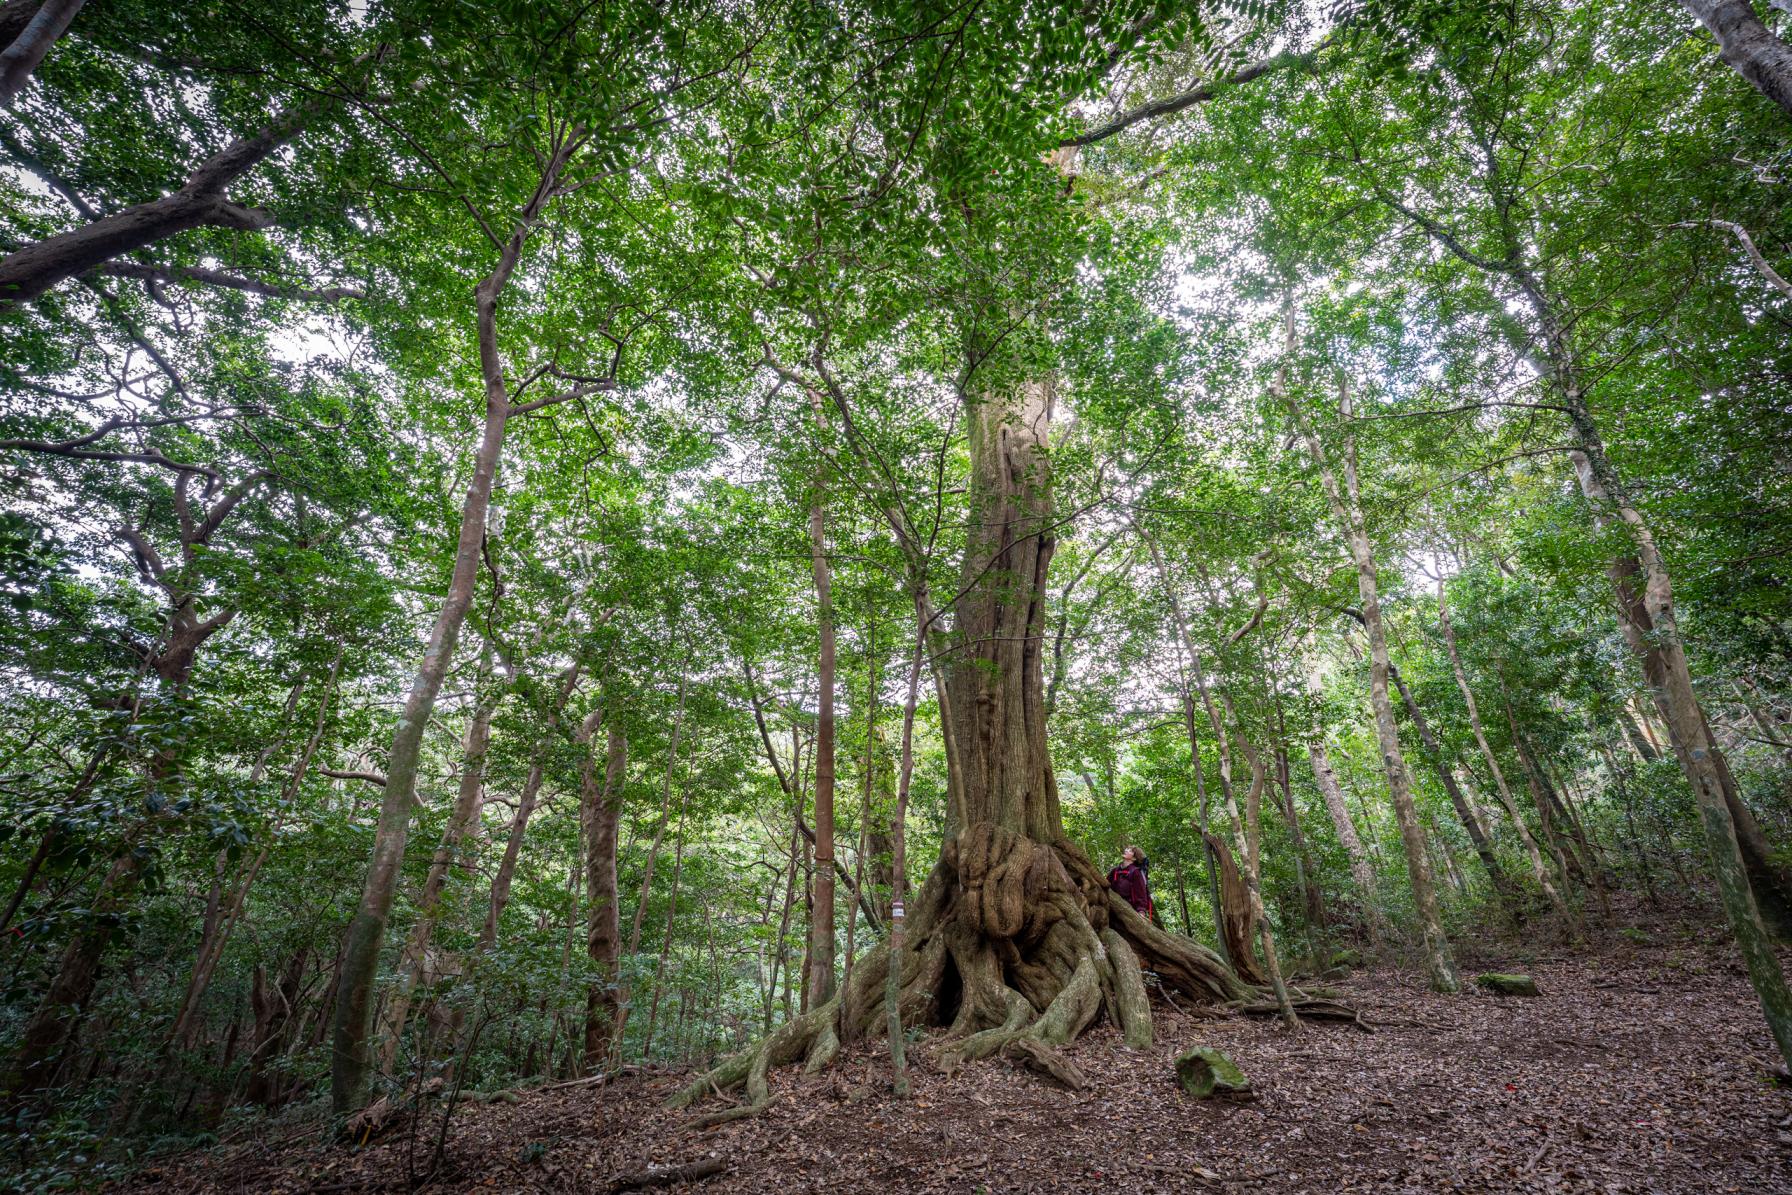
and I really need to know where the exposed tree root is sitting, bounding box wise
[1238,997,1372,1031]
[1003,1036,1087,1089]
[669,823,1256,1116]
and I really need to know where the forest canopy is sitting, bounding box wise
[2,0,1791,1188]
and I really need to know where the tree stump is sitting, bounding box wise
[1476,972,1540,996]
[1174,1046,1251,1098]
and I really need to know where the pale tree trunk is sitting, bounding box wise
[375,649,497,1076]
[1434,578,1575,925]
[1564,440,1792,1065]
[1386,660,1521,916]
[1148,531,1236,966]
[583,713,627,1071]
[1287,360,1457,992]
[843,623,881,997]
[611,666,689,1055]
[805,471,838,1009]
[642,785,691,1057]
[883,605,925,1097]
[1143,531,1293,1020]
[1269,686,1326,931]
[1591,513,1792,933]
[329,135,584,1114]
[1302,652,1386,947]
[1681,0,1792,119]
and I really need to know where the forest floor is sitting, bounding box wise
[118,905,1792,1194]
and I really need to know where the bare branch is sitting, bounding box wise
[1062,46,1323,148]
[94,262,365,303]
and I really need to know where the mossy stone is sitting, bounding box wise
[1174,1047,1251,1098]
[1476,972,1540,997]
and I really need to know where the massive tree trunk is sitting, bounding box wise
[673,373,1246,1119]
[1681,0,1792,120]
[1287,366,1458,993]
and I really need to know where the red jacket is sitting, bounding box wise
[1108,863,1153,919]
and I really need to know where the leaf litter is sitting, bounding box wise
[118,906,1792,1194]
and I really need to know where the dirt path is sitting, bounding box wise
[121,919,1792,1194]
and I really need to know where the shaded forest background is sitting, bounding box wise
[2,0,1791,1188]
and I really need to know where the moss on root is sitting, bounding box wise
[668,823,1253,1122]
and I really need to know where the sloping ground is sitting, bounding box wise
[119,918,1792,1195]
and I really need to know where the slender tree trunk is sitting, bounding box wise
[612,667,689,1055]
[1270,687,1326,932]
[1620,706,1660,762]
[884,604,925,1098]
[1558,410,1792,1065]
[1287,361,1457,992]
[1142,531,1293,1019]
[1303,655,1386,947]
[1681,0,1792,119]
[1435,579,1574,924]
[330,141,577,1114]
[583,713,627,1071]
[1387,662,1520,915]
[806,475,838,1009]
[375,653,497,1076]
[643,784,691,1057]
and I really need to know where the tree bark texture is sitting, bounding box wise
[671,370,1246,1121]
[1565,440,1792,1066]
[1682,0,1792,119]
[0,0,84,104]
[806,476,838,1008]
[584,715,627,1071]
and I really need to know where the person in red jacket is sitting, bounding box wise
[1108,845,1155,922]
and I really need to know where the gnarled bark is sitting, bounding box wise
[671,368,1251,1116]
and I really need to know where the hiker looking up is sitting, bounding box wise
[1108,845,1155,921]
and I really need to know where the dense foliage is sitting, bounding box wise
[2,0,1790,1187]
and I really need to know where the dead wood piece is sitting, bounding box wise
[340,1095,403,1145]
[1003,1037,1088,1090]
[1239,997,1371,1031]
[605,1157,729,1193]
